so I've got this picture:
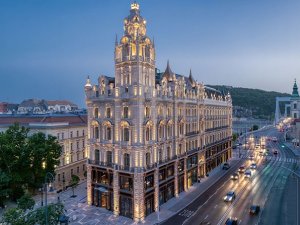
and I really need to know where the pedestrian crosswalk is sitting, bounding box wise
[240,154,300,164]
[179,209,194,218]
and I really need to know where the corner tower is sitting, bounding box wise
[114,2,156,93]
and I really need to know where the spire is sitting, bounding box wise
[85,76,92,88]
[189,69,195,87]
[136,28,140,61]
[115,34,118,46]
[131,1,139,11]
[292,78,299,98]
[163,60,174,81]
[152,36,155,47]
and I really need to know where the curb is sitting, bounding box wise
[157,159,242,225]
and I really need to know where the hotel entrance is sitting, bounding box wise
[93,186,112,210]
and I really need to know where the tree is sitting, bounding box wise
[27,132,62,189]
[232,133,239,142]
[69,175,80,198]
[1,207,26,225]
[252,124,259,131]
[1,203,65,225]
[26,203,65,225]
[0,123,62,201]
[0,123,29,201]
[0,170,11,207]
[17,193,35,210]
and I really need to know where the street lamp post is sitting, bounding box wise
[39,187,43,206]
[44,172,55,225]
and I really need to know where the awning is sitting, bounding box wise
[94,187,108,192]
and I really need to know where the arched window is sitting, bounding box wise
[123,127,129,141]
[107,151,112,166]
[167,124,172,137]
[94,108,99,118]
[158,149,162,162]
[145,106,150,118]
[167,147,171,160]
[146,152,151,167]
[123,106,129,118]
[106,107,111,118]
[95,126,99,139]
[95,149,100,163]
[121,121,130,142]
[107,127,111,140]
[146,126,151,141]
[124,153,130,168]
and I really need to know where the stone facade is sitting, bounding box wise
[85,3,232,221]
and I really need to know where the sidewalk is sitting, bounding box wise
[282,142,300,158]
[30,150,243,225]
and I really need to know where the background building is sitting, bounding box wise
[0,99,79,115]
[85,3,232,221]
[0,113,87,189]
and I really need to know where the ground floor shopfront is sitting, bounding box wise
[87,147,231,221]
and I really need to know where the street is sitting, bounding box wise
[162,127,300,225]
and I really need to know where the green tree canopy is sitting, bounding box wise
[1,203,65,225]
[69,174,80,198]
[0,123,62,201]
[17,193,35,210]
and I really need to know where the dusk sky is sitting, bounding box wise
[1,0,300,107]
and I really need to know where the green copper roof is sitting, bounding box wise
[291,79,300,99]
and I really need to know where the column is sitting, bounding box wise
[174,160,179,197]
[87,165,92,205]
[133,171,145,222]
[184,157,188,191]
[113,169,119,216]
[154,167,159,214]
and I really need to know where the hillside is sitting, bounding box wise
[207,85,291,120]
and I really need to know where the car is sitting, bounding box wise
[230,173,239,180]
[224,217,238,225]
[245,170,252,178]
[224,191,236,202]
[274,150,278,155]
[250,163,257,169]
[238,166,245,173]
[249,205,260,215]
[223,162,230,170]
[248,154,254,160]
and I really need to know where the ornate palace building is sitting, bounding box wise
[85,2,232,221]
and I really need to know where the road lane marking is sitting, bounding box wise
[204,215,209,219]
[179,209,194,218]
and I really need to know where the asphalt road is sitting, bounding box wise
[161,127,300,225]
